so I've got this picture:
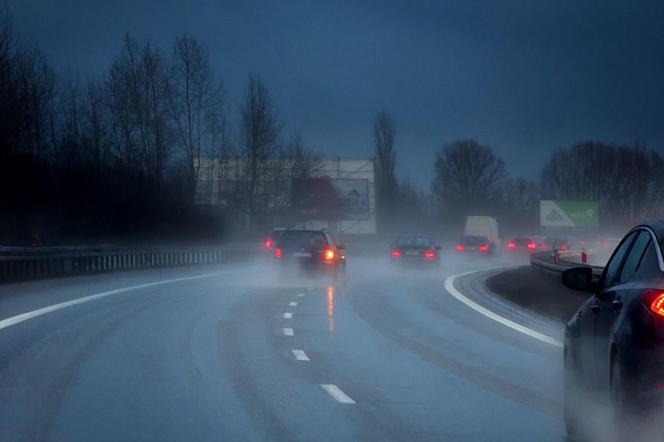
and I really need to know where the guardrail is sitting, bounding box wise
[530,250,604,280]
[0,244,256,284]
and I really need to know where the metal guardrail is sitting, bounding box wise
[0,245,256,283]
[530,251,604,280]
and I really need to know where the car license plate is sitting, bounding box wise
[406,250,419,256]
[292,252,312,258]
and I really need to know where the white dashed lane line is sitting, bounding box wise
[282,327,294,336]
[283,312,293,319]
[321,384,356,404]
[291,349,310,361]
[289,301,297,307]
[297,293,305,298]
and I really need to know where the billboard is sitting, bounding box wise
[540,200,599,227]
[331,179,369,220]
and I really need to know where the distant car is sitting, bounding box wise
[464,216,500,249]
[455,235,495,254]
[390,234,441,267]
[505,236,555,252]
[273,229,345,279]
[263,227,286,250]
[546,237,570,251]
[563,222,664,437]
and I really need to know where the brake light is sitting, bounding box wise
[646,291,664,317]
[264,239,272,249]
[391,249,401,258]
[455,244,465,251]
[479,245,489,252]
[527,243,537,250]
[507,242,516,249]
[274,248,282,259]
[324,249,335,262]
[424,249,436,260]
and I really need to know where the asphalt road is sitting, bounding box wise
[0,255,569,441]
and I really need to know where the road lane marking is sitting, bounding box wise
[283,327,294,336]
[289,301,297,307]
[0,271,229,332]
[297,293,305,297]
[283,312,293,319]
[321,384,355,404]
[291,349,310,361]
[444,268,563,348]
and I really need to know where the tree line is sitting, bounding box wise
[0,11,317,245]
[374,112,663,235]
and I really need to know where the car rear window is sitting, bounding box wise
[462,236,488,245]
[397,236,431,247]
[512,237,533,245]
[277,231,327,249]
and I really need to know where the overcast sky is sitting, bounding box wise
[7,0,664,188]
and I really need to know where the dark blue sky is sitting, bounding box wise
[8,0,664,188]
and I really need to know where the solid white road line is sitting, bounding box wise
[297,293,305,297]
[0,271,228,332]
[291,349,310,361]
[283,312,293,319]
[321,384,356,404]
[289,301,297,307]
[444,268,563,348]
[283,327,294,336]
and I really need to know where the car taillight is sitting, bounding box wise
[391,249,401,258]
[324,249,335,262]
[507,242,516,249]
[424,249,436,259]
[455,244,465,251]
[479,245,489,252]
[560,244,569,251]
[274,248,282,259]
[644,290,664,318]
[264,239,272,249]
[527,243,537,250]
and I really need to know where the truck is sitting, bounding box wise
[464,216,500,249]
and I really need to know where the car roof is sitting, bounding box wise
[638,220,664,243]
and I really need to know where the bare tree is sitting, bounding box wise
[373,110,397,232]
[170,34,225,201]
[432,139,507,215]
[239,72,281,228]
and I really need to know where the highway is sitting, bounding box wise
[0,256,568,441]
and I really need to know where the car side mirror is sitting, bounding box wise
[562,267,596,292]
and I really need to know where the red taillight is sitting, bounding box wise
[455,244,465,251]
[560,244,569,251]
[507,242,516,249]
[391,249,401,258]
[646,291,664,317]
[479,245,489,252]
[527,243,537,250]
[324,249,335,262]
[424,249,436,260]
[264,239,272,249]
[274,248,282,259]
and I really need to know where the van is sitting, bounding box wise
[464,216,500,248]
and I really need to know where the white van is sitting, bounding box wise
[464,216,500,248]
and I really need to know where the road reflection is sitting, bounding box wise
[327,286,334,333]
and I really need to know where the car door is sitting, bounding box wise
[592,230,643,389]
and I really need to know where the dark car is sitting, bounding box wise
[455,235,495,254]
[505,236,552,252]
[263,227,286,250]
[390,234,441,267]
[273,229,345,279]
[563,222,664,438]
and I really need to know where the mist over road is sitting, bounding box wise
[0,255,566,441]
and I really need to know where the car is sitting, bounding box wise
[464,216,500,249]
[563,221,664,438]
[505,236,555,252]
[263,227,286,250]
[545,236,570,251]
[455,235,495,254]
[272,229,346,279]
[390,234,441,267]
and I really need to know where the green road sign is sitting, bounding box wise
[539,200,599,227]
